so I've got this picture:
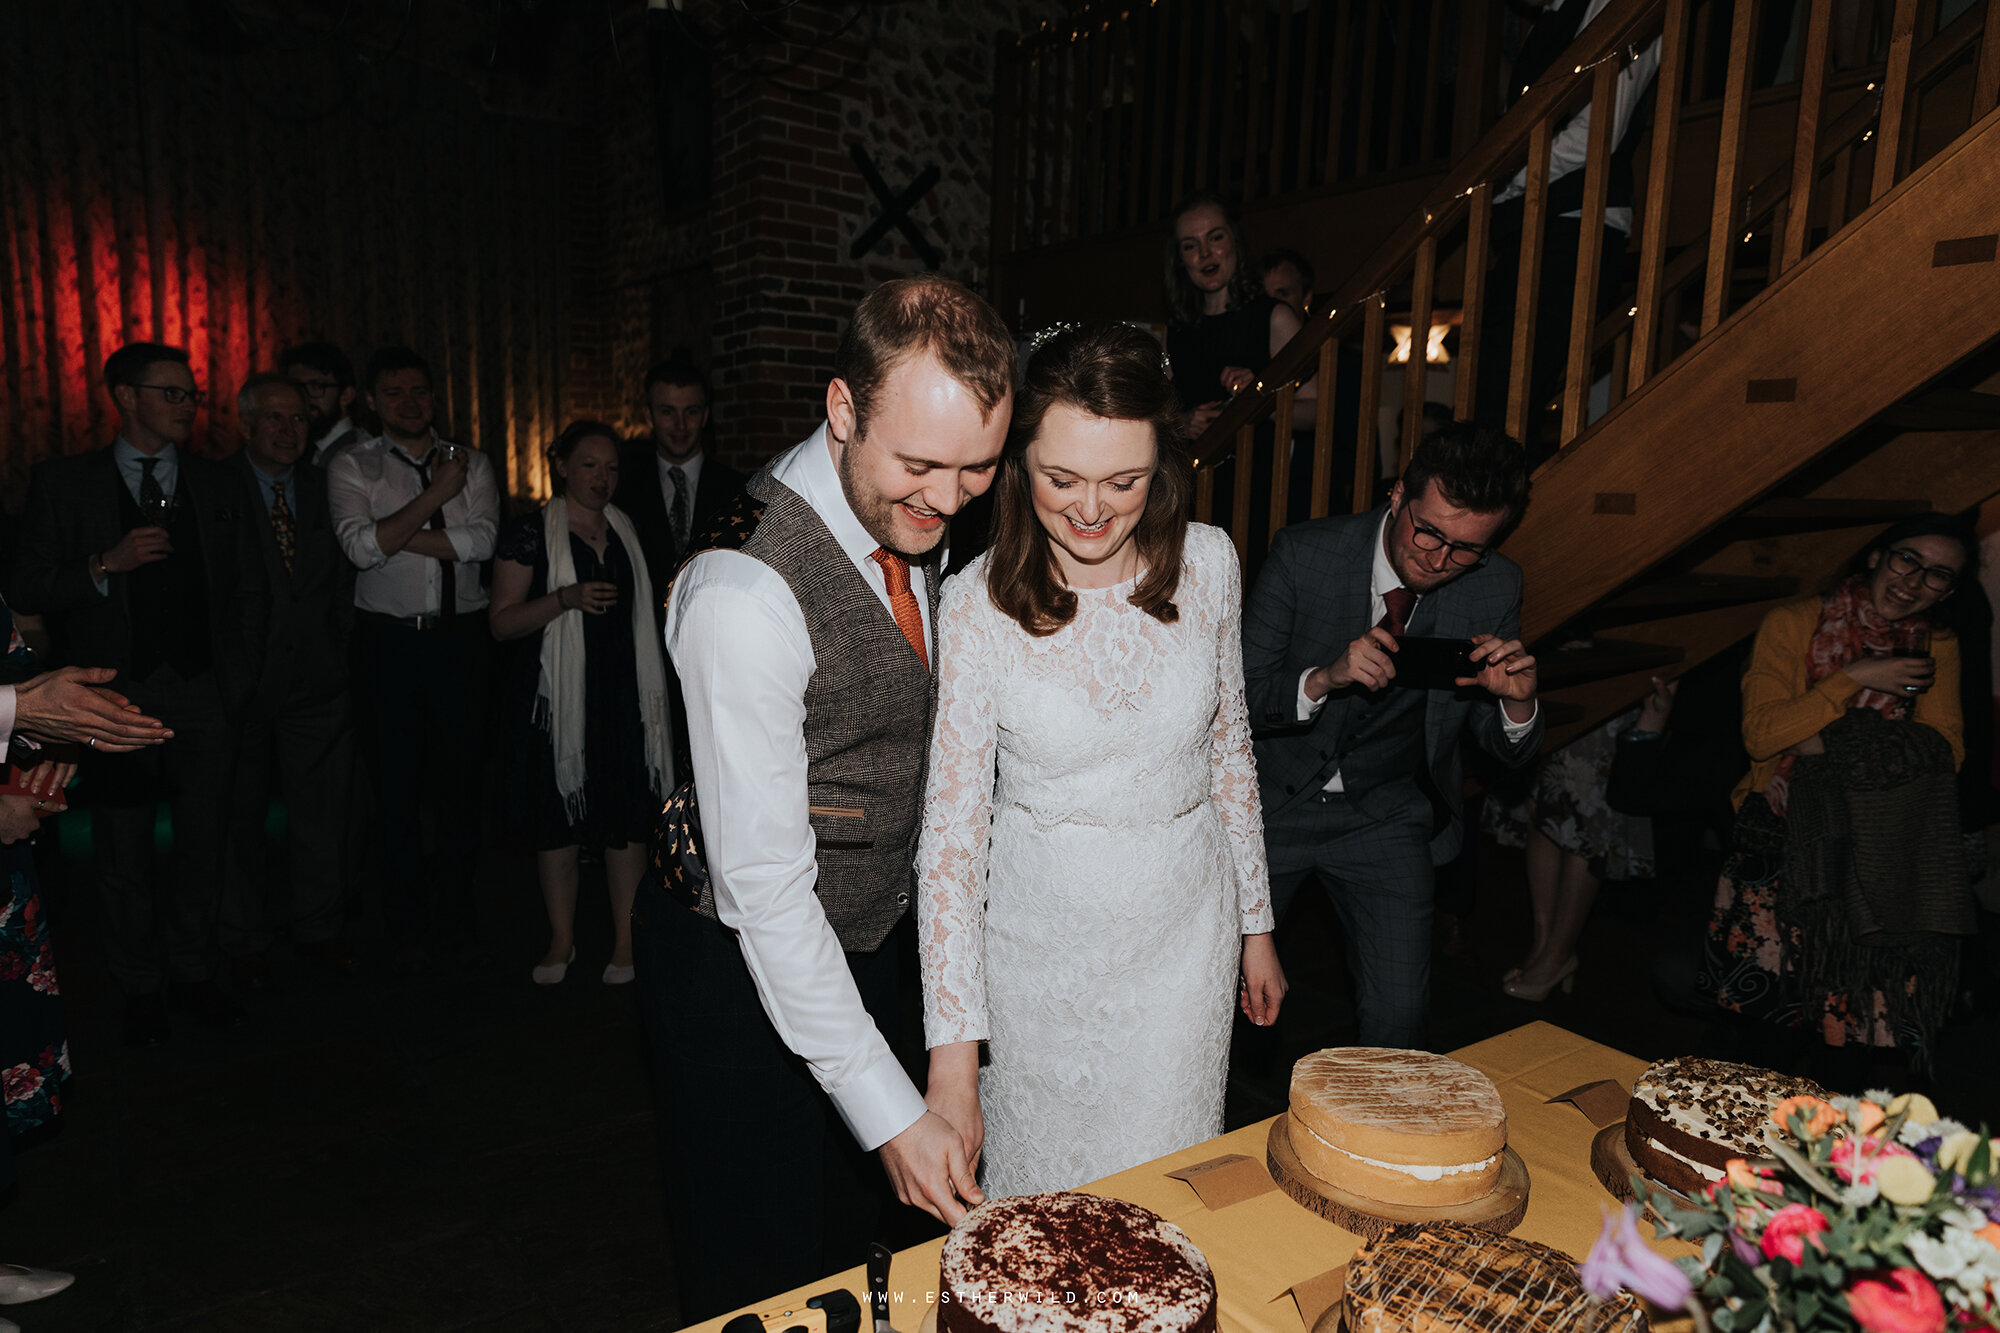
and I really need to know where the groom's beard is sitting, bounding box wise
[838,435,948,561]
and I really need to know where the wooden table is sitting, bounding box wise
[680,1021,1687,1333]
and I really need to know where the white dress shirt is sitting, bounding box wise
[1297,512,1536,791]
[1494,0,1663,233]
[663,425,933,1152]
[0,686,15,766]
[657,450,706,534]
[327,433,500,617]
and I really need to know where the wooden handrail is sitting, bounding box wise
[1189,0,1995,474]
[1189,0,1669,462]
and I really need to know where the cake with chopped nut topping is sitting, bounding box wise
[938,1193,1215,1333]
[1343,1223,1648,1332]
[1624,1056,1829,1196]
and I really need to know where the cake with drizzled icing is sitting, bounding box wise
[1287,1047,1508,1206]
[1343,1223,1649,1332]
[1624,1057,1829,1196]
[937,1193,1215,1333]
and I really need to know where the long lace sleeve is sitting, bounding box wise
[915,568,1004,1049]
[1201,528,1274,933]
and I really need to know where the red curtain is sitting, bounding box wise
[0,3,568,503]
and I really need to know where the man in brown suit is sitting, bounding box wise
[637,278,1015,1319]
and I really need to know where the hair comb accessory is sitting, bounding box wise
[1024,322,1080,358]
[1022,321,1172,377]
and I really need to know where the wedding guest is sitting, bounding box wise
[327,346,499,971]
[1243,422,1540,1048]
[917,323,1284,1199]
[490,422,672,987]
[1486,708,1655,1001]
[0,594,96,1324]
[614,352,747,617]
[637,276,1013,1318]
[1475,0,1661,451]
[1707,515,1975,1073]
[282,342,367,468]
[221,375,359,986]
[613,353,747,775]
[1257,247,1315,318]
[11,341,269,1047]
[1164,192,1313,440]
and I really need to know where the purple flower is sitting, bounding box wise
[1579,1206,1695,1309]
[1731,1231,1764,1267]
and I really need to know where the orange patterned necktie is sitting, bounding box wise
[870,548,929,671]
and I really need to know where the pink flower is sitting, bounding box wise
[1760,1204,1832,1263]
[1832,1133,1913,1186]
[0,1063,41,1105]
[1579,1205,1693,1310]
[1847,1269,1947,1333]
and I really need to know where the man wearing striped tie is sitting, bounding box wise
[222,374,359,987]
[638,277,1015,1319]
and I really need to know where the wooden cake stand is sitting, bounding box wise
[1265,1117,1530,1240]
[1590,1121,1693,1219]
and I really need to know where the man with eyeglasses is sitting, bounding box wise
[221,374,359,988]
[327,345,498,972]
[1242,422,1543,1048]
[10,340,270,1047]
[281,342,367,469]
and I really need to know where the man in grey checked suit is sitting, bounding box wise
[1244,423,1542,1047]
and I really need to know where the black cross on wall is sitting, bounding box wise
[848,143,943,271]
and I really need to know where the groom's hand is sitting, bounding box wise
[880,1111,985,1225]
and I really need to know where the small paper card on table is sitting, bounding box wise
[1286,1265,1348,1330]
[1165,1153,1277,1210]
[1548,1079,1629,1127]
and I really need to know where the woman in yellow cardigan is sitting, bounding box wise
[1708,514,1972,1056]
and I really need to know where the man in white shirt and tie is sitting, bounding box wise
[639,277,1014,1320]
[327,346,499,971]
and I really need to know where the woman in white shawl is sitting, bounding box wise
[491,422,674,986]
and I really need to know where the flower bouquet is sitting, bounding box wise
[1581,1091,2000,1332]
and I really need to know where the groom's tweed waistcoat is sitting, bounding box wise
[685,466,940,952]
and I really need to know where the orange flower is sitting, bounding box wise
[1856,1101,1887,1136]
[1978,1222,2000,1253]
[1773,1095,1845,1139]
[1727,1158,1784,1195]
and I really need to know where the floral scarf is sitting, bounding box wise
[1767,577,1922,813]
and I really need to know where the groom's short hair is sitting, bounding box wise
[834,276,1016,438]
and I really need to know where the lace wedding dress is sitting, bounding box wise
[916,524,1273,1198]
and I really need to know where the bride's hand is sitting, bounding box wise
[1239,933,1288,1026]
[925,1041,985,1173]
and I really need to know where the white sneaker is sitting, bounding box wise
[0,1263,75,1304]
[602,962,636,985]
[531,947,576,985]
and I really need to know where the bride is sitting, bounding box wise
[916,322,1285,1198]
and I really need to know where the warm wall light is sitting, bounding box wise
[1389,322,1452,364]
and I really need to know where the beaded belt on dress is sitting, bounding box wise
[1008,795,1206,827]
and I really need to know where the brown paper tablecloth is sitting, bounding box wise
[679,1021,1692,1333]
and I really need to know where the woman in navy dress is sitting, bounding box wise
[491,423,674,986]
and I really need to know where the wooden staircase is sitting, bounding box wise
[1174,0,2000,750]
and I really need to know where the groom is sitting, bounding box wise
[636,276,1015,1321]
[1243,422,1542,1049]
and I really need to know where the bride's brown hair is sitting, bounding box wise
[986,323,1192,636]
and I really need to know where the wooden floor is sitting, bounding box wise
[15,806,2000,1331]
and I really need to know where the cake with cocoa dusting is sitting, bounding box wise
[1343,1223,1648,1332]
[1623,1057,1829,1197]
[938,1193,1215,1333]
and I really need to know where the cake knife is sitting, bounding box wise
[866,1242,896,1333]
